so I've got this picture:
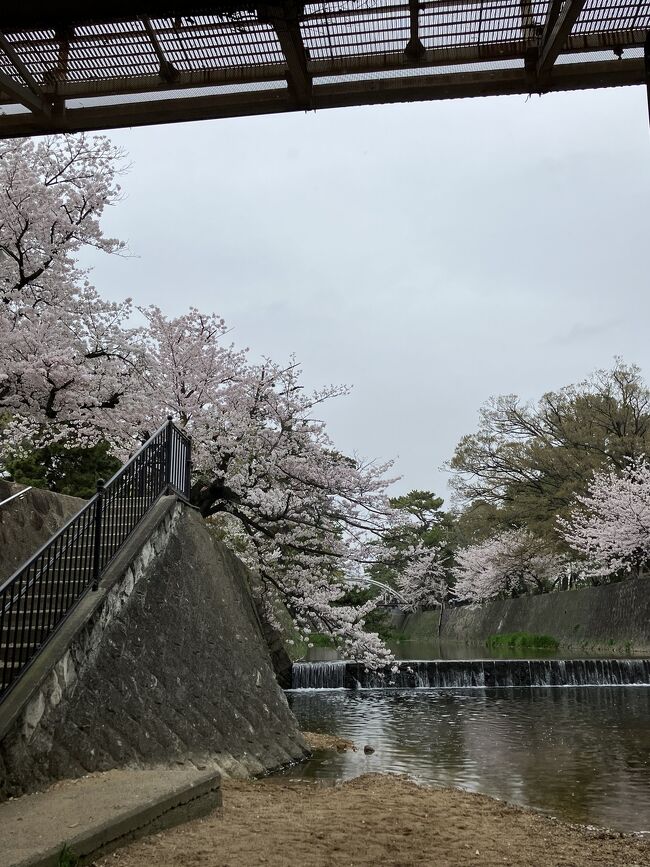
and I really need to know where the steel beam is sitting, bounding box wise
[0,57,641,139]
[0,31,50,117]
[258,4,312,108]
[538,0,587,76]
[0,32,42,95]
[0,71,49,116]
[539,0,562,49]
[2,27,643,108]
[142,17,178,82]
[405,0,425,61]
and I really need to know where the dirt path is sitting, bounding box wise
[97,773,650,867]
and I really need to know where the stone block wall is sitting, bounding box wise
[397,577,650,653]
[0,500,308,797]
[441,577,650,652]
[0,482,83,581]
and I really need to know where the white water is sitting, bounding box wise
[291,658,650,689]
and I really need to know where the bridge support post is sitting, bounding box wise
[645,34,650,130]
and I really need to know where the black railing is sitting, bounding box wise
[0,417,191,700]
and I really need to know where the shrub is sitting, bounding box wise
[486,632,559,650]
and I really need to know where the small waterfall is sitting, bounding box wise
[289,659,650,689]
[292,660,347,689]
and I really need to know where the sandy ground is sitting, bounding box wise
[96,771,650,867]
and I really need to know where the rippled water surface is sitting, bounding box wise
[283,687,650,833]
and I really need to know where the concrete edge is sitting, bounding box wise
[11,770,222,867]
[0,496,179,743]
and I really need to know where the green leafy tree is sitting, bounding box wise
[371,490,455,590]
[4,440,120,499]
[453,499,504,546]
[449,360,650,548]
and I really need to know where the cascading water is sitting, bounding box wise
[292,660,347,689]
[290,658,650,689]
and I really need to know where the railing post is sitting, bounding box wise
[165,414,174,491]
[92,479,105,591]
[185,437,192,500]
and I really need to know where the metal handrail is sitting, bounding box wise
[0,497,96,598]
[0,418,172,598]
[0,486,33,510]
[102,418,175,488]
[0,416,192,700]
[0,509,93,616]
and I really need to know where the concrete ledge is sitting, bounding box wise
[0,766,221,867]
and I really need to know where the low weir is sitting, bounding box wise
[290,659,650,689]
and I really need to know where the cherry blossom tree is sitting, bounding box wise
[559,457,650,578]
[0,134,140,450]
[453,529,563,603]
[367,491,452,612]
[134,307,398,665]
[0,136,405,668]
[394,542,448,612]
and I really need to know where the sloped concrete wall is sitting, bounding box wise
[397,577,650,653]
[0,500,308,797]
[0,482,83,581]
[441,578,650,652]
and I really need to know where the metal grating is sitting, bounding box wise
[0,1,647,137]
[301,3,410,60]
[419,1,538,50]
[150,15,285,70]
[574,0,650,33]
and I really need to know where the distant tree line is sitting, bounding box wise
[379,360,650,609]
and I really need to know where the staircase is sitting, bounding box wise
[0,418,191,701]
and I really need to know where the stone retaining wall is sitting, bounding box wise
[397,576,650,653]
[0,499,307,797]
[0,482,83,582]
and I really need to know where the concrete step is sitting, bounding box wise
[0,626,43,644]
[9,585,88,609]
[0,640,45,652]
[0,657,25,670]
[1,613,73,641]
[0,766,221,867]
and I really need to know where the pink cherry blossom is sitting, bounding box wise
[453,529,563,603]
[559,456,650,577]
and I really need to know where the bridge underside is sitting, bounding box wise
[0,2,648,137]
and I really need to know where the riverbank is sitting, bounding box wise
[393,574,650,655]
[98,773,650,867]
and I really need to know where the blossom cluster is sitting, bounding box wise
[559,456,650,577]
[452,529,563,603]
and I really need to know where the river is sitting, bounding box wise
[282,671,650,833]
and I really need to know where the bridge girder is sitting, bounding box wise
[0,2,648,137]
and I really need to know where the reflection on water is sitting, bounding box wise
[283,687,650,833]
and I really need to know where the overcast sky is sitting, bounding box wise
[80,85,650,503]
